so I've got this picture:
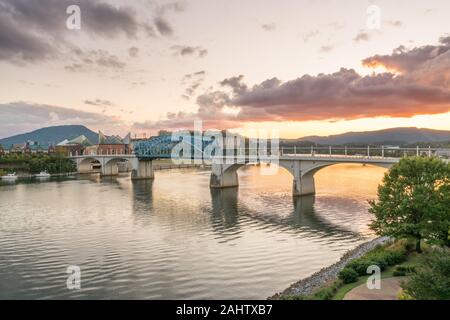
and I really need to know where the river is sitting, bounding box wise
[0,164,386,299]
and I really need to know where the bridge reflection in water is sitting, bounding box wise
[210,188,360,238]
[129,166,366,241]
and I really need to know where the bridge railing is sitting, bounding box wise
[278,146,449,159]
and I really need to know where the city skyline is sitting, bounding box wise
[0,0,449,139]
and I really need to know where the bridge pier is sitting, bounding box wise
[101,158,119,176]
[210,164,239,189]
[77,159,95,174]
[131,159,154,180]
[293,173,316,197]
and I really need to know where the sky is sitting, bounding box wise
[0,0,449,139]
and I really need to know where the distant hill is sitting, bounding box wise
[0,125,98,147]
[289,127,450,145]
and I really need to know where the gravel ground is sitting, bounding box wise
[269,236,391,299]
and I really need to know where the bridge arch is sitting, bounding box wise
[211,159,395,197]
[102,157,133,176]
[210,160,296,190]
[77,157,102,173]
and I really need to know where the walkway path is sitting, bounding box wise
[343,277,406,300]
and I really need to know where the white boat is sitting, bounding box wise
[35,171,51,178]
[1,173,18,180]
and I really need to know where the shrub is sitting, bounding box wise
[392,264,416,277]
[344,242,408,276]
[397,290,414,300]
[346,257,386,276]
[401,248,450,299]
[338,267,359,284]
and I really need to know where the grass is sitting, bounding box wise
[332,250,421,300]
[279,240,422,300]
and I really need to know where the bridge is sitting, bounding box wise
[71,154,154,179]
[70,140,449,197]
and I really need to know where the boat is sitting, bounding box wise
[1,173,18,180]
[35,171,51,178]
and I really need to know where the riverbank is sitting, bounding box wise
[1,172,77,179]
[270,236,391,299]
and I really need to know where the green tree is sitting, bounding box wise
[369,157,450,252]
[401,248,450,300]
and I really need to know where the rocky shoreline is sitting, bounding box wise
[270,236,391,299]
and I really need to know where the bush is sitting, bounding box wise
[392,265,415,277]
[338,267,359,284]
[346,257,386,276]
[344,242,408,276]
[393,269,406,277]
[397,290,414,300]
[401,248,450,299]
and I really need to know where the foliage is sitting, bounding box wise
[397,290,414,300]
[401,248,450,300]
[393,265,416,277]
[344,243,407,276]
[338,268,359,284]
[369,157,450,252]
[0,153,76,174]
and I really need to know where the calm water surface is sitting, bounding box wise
[0,164,386,299]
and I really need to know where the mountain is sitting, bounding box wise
[0,125,98,147]
[292,127,450,145]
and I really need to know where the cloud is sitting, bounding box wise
[154,17,174,36]
[0,0,178,64]
[128,46,139,58]
[136,37,450,131]
[0,10,56,63]
[157,1,187,15]
[261,23,276,31]
[171,45,208,58]
[362,36,450,75]
[181,71,206,100]
[387,20,402,27]
[353,30,371,42]
[302,30,319,43]
[65,49,126,72]
[84,99,114,107]
[319,45,335,53]
[0,102,124,138]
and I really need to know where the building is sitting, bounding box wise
[56,135,93,156]
[56,132,132,156]
[88,131,132,155]
[6,141,51,154]
[10,143,26,153]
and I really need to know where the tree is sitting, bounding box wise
[369,157,450,252]
[401,248,450,300]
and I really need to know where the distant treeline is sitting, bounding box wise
[0,153,76,175]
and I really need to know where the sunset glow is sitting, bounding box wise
[0,0,449,138]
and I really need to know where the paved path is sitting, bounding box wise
[343,277,406,300]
